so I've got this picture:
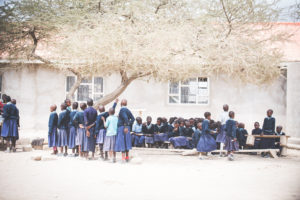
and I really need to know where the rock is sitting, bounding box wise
[22,145,33,152]
[31,138,45,150]
[31,156,42,161]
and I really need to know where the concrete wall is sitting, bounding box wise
[287,62,300,138]
[2,65,287,136]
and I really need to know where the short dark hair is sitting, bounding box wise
[229,111,235,118]
[61,103,67,110]
[109,107,115,115]
[72,102,78,109]
[80,103,87,110]
[87,98,93,106]
[204,112,211,118]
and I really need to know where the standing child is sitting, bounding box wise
[115,99,135,163]
[142,116,155,148]
[95,99,118,160]
[102,108,118,163]
[73,103,87,157]
[48,104,58,155]
[225,111,239,161]
[216,104,229,157]
[252,122,262,149]
[261,109,276,158]
[197,112,217,159]
[68,102,78,156]
[84,98,98,160]
[236,123,248,149]
[57,103,70,156]
[132,117,143,147]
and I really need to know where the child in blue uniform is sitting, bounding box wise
[132,117,143,147]
[142,116,155,148]
[84,98,98,160]
[252,122,262,149]
[73,103,87,157]
[48,104,58,155]
[217,104,229,157]
[197,112,217,159]
[192,122,202,149]
[261,109,276,158]
[236,123,248,149]
[68,102,78,156]
[95,99,118,160]
[115,99,135,163]
[154,117,168,148]
[2,96,20,153]
[57,103,70,156]
[225,111,239,161]
[102,107,118,163]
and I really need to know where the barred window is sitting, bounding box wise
[168,77,209,105]
[66,76,104,102]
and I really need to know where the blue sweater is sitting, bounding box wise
[226,119,237,138]
[73,111,85,128]
[117,107,135,127]
[48,112,58,134]
[58,110,69,129]
[262,117,275,134]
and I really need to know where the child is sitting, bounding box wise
[115,99,135,163]
[84,98,98,160]
[236,123,248,149]
[102,107,118,163]
[217,104,229,157]
[48,104,58,155]
[95,99,118,160]
[57,103,70,156]
[65,99,72,112]
[225,111,239,161]
[154,117,168,148]
[252,122,262,149]
[1,96,19,153]
[261,109,276,158]
[197,112,217,159]
[142,116,155,148]
[73,103,87,157]
[192,122,202,149]
[275,125,285,156]
[68,102,78,156]
[132,117,144,147]
[168,121,180,138]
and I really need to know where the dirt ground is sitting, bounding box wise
[0,148,299,200]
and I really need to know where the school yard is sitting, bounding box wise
[0,148,299,200]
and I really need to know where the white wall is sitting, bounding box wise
[2,65,287,137]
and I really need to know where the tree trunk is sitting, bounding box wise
[66,75,82,101]
[93,78,134,108]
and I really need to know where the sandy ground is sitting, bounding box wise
[0,148,300,200]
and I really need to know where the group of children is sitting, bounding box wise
[48,98,134,163]
[0,94,20,152]
[48,98,285,161]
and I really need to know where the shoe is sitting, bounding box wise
[199,156,204,160]
[4,148,11,153]
[264,154,270,158]
[12,148,16,152]
[228,154,234,161]
[104,157,109,161]
[113,158,116,163]
[63,153,68,157]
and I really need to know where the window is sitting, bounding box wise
[168,77,209,105]
[66,76,104,102]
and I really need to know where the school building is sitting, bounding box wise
[0,23,300,139]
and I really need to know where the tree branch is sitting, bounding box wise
[66,74,82,101]
[220,0,232,38]
[155,1,167,14]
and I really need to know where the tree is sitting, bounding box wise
[0,0,290,107]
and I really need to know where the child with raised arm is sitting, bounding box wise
[102,108,118,163]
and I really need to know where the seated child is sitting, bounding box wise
[142,116,155,148]
[132,117,144,147]
[236,123,248,149]
[252,122,262,149]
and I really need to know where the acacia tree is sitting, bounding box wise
[0,0,289,107]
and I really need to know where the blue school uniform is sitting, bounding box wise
[132,123,144,147]
[95,102,117,145]
[68,110,78,149]
[252,128,262,149]
[170,127,194,149]
[261,117,275,149]
[154,124,168,142]
[197,119,217,152]
[1,103,19,139]
[167,124,174,138]
[48,111,58,147]
[57,110,69,147]
[224,119,239,151]
[192,128,202,148]
[115,106,134,152]
[236,128,248,148]
[84,106,97,152]
[73,111,85,148]
[216,111,229,143]
[142,123,155,144]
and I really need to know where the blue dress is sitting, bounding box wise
[1,103,19,139]
[224,119,239,151]
[154,124,168,142]
[252,128,262,149]
[261,117,275,149]
[197,119,217,152]
[115,107,135,152]
[142,124,155,144]
[57,110,69,147]
[68,110,78,149]
[216,124,227,143]
[84,106,98,152]
[48,111,58,147]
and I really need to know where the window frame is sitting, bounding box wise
[65,76,104,102]
[167,77,210,106]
